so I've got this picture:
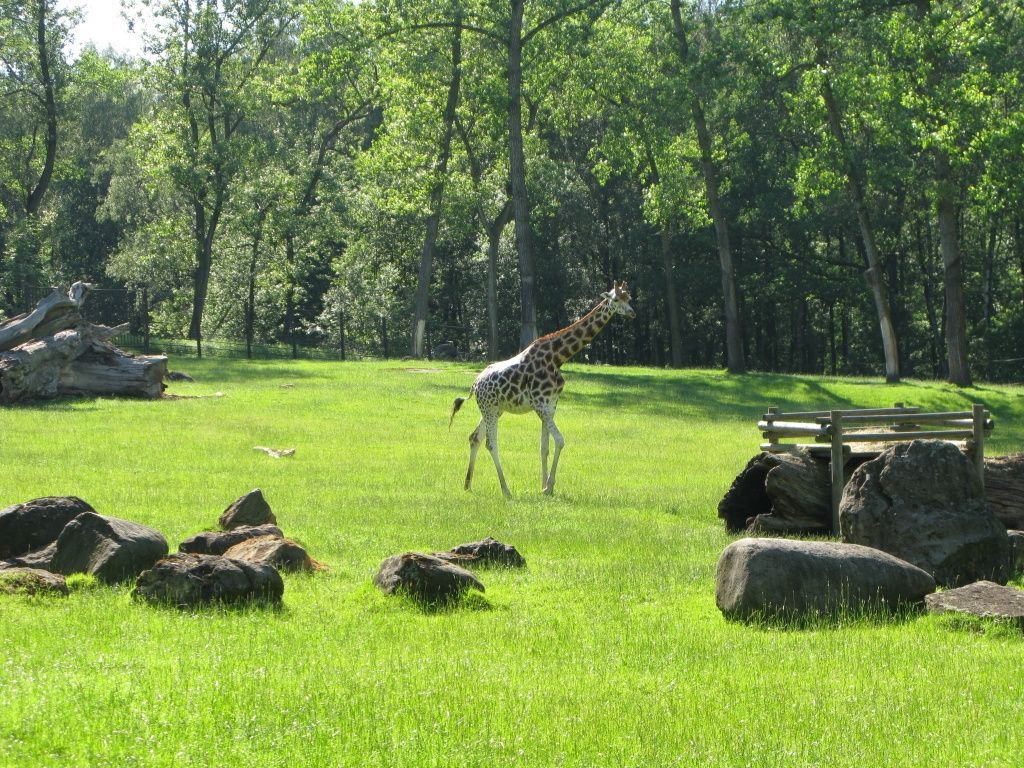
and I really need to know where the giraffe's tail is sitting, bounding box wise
[449,391,473,429]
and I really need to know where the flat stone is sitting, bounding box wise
[179,524,284,555]
[925,581,1024,628]
[224,536,313,572]
[0,567,68,596]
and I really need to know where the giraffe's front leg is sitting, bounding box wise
[540,409,565,495]
[540,419,550,491]
[464,419,485,490]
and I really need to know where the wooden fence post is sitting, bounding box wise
[829,410,844,535]
[972,403,986,492]
[766,406,779,448]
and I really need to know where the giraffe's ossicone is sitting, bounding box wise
[450,282,636,498]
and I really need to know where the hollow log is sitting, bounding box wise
[984,454,1024,530]
[719,449,833,534]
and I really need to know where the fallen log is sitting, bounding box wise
[984,454,1024,530]
[718,449,833,535]
[0,284,166,403]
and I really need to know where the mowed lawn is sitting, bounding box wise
[2,359,1024,767]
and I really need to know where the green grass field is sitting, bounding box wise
[2,360,1023,767]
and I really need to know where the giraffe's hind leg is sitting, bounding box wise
[465,418,485,490]
[539,408,565,495]
[485,413,512,499]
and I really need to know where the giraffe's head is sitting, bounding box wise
[603,281,636,319]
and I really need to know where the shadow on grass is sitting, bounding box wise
[725,602,928,633]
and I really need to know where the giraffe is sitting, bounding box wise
[450,282,636,498]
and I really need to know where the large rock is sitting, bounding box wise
[50,512,169,583]
[133,553,283,607]
[840,440,1009,587]
[0,496,95,559]
[374,552,485,603]
[179,524,284,555]
[0,567,68,597]
[436,537,526,568]
[224,536,313,572]
[716,537,935,621]
[925,581,1024,629]
[218,489,276,530]
[2,541,56,571]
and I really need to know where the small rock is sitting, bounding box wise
[436,537,525,568]
[374,552,484,603]
[219,489,276,530]
[179,524,284,555]
[0,567,68,597]
[716,537,935,621]
[224,535,313,572]
[50,512,169,583]
[0,496,95,559]
[925,581,1024,629]
[133,553,284,607]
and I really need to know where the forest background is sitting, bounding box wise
[1,0,1022,384]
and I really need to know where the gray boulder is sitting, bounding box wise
[2,541,56,570]
[218,489,276,530]
[0,567,68,597]
[50,512,169,583]
[926,581,1024,629]
[224,535,313,572]
[840,440,1009,587]
[179,524,284,555]
[133,553,283,607]
[374,552,484,603]
[0,496,95,559]
[716,537,935,621]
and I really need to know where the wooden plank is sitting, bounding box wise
[973,403,986,492]
[814,411,986,425]
[757,420,830,437]
[763,406,919,420]
[813,429,973,443]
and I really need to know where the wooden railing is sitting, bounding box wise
[758,403,994,532]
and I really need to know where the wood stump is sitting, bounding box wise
[0,283,166,403]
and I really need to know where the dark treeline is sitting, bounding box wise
[1,0,1022,382]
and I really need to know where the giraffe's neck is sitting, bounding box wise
[536,299,614,368]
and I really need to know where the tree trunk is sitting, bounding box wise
[486,199,514,359]
[670,0,744,374]
[935,150,971,385]
[914,216,941,377]
[818,65,900,382]
[411,20,463,358]
[660,226,684,367]
[24,0,58,217]
[508,0,537,348]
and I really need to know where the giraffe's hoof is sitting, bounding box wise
[543,485,554,496]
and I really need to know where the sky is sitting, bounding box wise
[58,0,152,58]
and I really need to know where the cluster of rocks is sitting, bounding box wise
[374,537,525,604]
[0,488,315,607]
[717,440,1024,626]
